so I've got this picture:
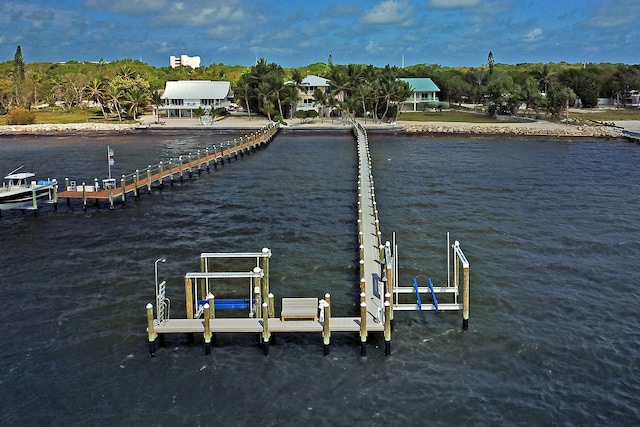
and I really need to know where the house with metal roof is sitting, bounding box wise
[398,78,440,111]
[160,80,234,118]
[286,75,330,113]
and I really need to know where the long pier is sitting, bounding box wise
[54,123,279,210]
[145,122,470,357]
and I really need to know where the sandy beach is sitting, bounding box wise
[0,113,637,138]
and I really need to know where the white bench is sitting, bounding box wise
[281,297,318,322]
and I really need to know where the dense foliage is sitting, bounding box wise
[0,48,639,121]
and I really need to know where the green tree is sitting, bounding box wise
[485,76,522,116]
[353,84,372,122]
[392,80,413,122]
[521,77,545,116]
[13,45,25,106]
[546,82,576,118]
[85,78,107,117]
[487,51,495,75]
[105,85,123,121]
[149,90,163,123]
[312,87,328,122]
[234,82,253,119]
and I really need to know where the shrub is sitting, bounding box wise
[6,107,36,125]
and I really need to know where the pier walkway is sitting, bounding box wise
[54,123,279,210]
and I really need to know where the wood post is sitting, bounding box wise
[203,303,212,355]
[323,293,331,356]
[462,265,470,330]
[146,303,157,357]
[262,302,270,355]
[261,248,270,299]
[268,293,274,318]
[185,277,193,319]
[384,294,391,356]
[360,301,367,356]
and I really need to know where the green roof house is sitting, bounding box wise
[398,78,440,111]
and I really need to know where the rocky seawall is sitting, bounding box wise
[401,122,624,138]
[0,120,626,138]
[0,123,136,135]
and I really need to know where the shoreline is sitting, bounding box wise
[0,115,632,139]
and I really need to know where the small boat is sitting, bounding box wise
[0,166,57,210]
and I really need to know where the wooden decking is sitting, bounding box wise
[154,317,384,335]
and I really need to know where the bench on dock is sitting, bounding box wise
[281,297,318,322]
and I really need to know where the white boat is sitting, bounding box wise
[0,166,57,210]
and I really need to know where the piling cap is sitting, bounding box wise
[146,303,153,309]
[253,266,262,274]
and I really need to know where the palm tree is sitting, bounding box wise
[392,81,413,122]
[106,85,123,121]
[256,81,274,121]
[282,85,300,119]
[353,84,372,123]
[85,78,107,118]
[123,87,148,120]
[234,82,253,120]
[313,88,328,123]
[267,75,286,120]
[149,90,163,123]
[378,81,394,123]
[259,100,276,121]
[329,70,350,103]
[117,65,135,80]
[536,64,554,95]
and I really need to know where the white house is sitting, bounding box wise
[170,55,201,69]
[287,75,331,112]
[160,80,234,118]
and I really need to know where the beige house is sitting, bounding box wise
[288,75,330,112]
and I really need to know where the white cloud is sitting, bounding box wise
[587,0,640,29]
[429,0,481,8]
[523,28,543,42]
[361,0,412,25]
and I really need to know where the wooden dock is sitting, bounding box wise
[54,123,279,210]
[145,121,470,357]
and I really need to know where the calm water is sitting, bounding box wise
[0,130,638,426]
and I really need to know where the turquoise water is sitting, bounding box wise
[0,131,638,426]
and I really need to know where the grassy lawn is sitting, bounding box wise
[569,108,640,121]
[398,110,515,123]
[0,107,136,125]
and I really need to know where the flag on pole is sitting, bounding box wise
[108,148,115,166]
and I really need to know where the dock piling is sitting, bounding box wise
[360,301,367,356]
[203,303,212,355]
[323,293,331,356]
[146,303,157,357]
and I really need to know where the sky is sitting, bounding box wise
[0,0,638,68]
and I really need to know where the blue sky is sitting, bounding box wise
[1,0,638,68]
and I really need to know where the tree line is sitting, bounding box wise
[2,45,639,122]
